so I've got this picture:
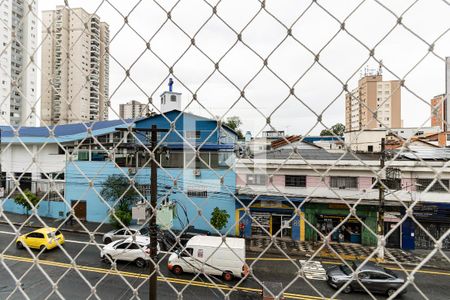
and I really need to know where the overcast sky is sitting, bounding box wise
[38,0,450,136]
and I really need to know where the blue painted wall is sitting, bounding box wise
[65,161,237,234]
[2,197,67,219]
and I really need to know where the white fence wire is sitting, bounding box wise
[0,0,449,299]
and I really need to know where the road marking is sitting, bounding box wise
[299,260,327,281]
[0,230,172,254]
[248,256,450,277]
[0,254,327,300]
[2,230,448,277]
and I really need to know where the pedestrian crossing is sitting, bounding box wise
[298,260,327,281]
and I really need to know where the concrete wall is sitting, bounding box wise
[65,161,237,234]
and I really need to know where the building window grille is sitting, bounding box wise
[417,178,449,193]
[330,176,358,189]
[187,189,208,198]
[247,174,267,185]
[185,131,201,139]
[285,175,306,187]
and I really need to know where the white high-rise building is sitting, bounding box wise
[41,6,109,126]
[119,100,149,119]
[0,0,38,127]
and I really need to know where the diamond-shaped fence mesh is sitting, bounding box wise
[0,0,449,299]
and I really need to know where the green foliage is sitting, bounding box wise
[224,116,244,140]
[320,123,345,136]
[100,174,139,210]
[14,190,39,215]
[210,207,230,230]
[110,208,132,229]
[101,174,139,227]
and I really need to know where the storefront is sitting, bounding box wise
[413,203,450,250]
[236,195,304,241]
[304,203,378,246]
[316,214,362,243]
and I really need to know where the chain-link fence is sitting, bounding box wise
[0,0,449,299]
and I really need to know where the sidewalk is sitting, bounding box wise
[248,237,450,270]
[0,212,114,235]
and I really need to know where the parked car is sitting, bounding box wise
[158,226,210,251]
[101,236,160,268]
[326,261,407,297]
[102,225,149,244]
[16,227,65,251]
[168,236,248,281]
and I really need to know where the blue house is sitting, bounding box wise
[1,87,239,235]
[64,91,239,234]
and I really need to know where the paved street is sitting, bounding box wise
[0,224,449,299]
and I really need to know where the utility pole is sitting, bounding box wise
[0,128,3,198]
[377,138,385,260]
[149,124,158,300]
[118,125,167,299]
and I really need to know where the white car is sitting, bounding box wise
[102,225,149,244]
[101,236,158,268]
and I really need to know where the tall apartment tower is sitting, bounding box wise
[41,6,109,126]
[0,0,38,127]
[345,73,401,131]
[119,100,149,119]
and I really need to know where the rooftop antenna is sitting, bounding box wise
[378,60,383,76]
[168,78,174,92]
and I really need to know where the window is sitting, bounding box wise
[185,130,200,139]
[285,175,306,187]
[416,178,449,193]
[358,272,369,279]
[34,233,44,239]
[138,184,151,198]
[181,247,193,257]
[187,189,208,198]
[139,227,149,235]
[116,243,131,249]
[368,272,390,280]
[115,229,125,235]
[247,174,267,185]
[128,243,140,250]
[330,176,357,189]
[170,95,177,102]
[367,145,373,152]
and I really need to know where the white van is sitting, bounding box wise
[167,236,248,281]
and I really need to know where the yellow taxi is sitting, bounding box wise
[16,227,65,251]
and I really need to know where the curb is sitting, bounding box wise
[0,220,107,236]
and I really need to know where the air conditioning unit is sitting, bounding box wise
[193,169,201,177]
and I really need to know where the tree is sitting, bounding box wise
[210,207,230,231]
[320,123,345,136]
[101,174,139,228]
[14,190,39,215]
[224,116,244,140]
